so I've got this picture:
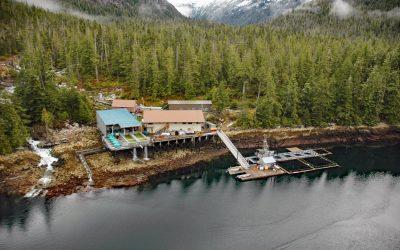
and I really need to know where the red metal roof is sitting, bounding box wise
[143,110,205,123]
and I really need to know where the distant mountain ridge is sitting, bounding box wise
[169,0,400,25]
[170,0,313,25]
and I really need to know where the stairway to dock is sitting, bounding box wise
[76,147,107,186]
[217,130,250,169]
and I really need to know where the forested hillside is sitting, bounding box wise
[353,0,400,11]
[13,0,184,20]
[271,0,400,38]
[61,0,184,19]
[0,0,399,153]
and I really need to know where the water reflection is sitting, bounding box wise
[0,196,54,233]
[0,143,399,249]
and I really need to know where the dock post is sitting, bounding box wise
[143,146,150,161]
[132,148,138,161]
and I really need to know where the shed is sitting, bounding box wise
[96,108,141,136]
[261,156,276,164]
[168,100,212,111]
[112,99,137,113]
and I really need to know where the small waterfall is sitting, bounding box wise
[24,139,59,198]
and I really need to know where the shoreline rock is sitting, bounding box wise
[1,125,399,198]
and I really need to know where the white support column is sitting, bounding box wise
[143,146,149,161]
[132,148,138,161]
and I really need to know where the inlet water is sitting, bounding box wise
[1,143,400,249]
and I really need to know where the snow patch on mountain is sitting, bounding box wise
[169,0,315,24]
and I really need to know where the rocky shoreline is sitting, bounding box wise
[1,125,399,198]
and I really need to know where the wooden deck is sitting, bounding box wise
[153,131,217,143]
[234,166,286,181]
[228,147,340,182]
[286,147,302,152]
[229,162,338,181]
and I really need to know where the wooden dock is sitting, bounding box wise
[228,146,340,182]
[236,166,286,181]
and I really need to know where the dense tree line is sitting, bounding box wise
[16,46,94,126]
[271,0,400,39]
[353,0,400,11]
[0,0,399,153]
[0,92,28,154]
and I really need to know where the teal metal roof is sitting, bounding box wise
[97,109,141,128]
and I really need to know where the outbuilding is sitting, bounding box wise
[142,110,205,134]
[259,156,277,170]
[168,100,212,111]
[111,99,137,113]
[96,108,141,136]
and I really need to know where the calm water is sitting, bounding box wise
[1,144,400,250]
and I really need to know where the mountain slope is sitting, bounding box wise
[169,0,400,25]
[270,0,400,38]
[14,0,185,20]
[62,0,184,19]
[170,0,311,25]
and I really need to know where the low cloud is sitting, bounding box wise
[14,0,106,21]
[368,7,400,18]
[331,0,354,18]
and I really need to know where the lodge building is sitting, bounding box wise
[142,110,206,134]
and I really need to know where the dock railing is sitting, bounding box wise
[217,130,250,169]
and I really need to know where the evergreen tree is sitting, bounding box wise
[211,81,230,113]
[0,91,28,154]
[255,95,282,128]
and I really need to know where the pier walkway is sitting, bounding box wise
[217,130,250,169]
[76,147,107,185]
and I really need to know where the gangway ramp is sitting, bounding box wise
[217,130,250,169]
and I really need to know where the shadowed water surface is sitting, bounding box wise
[1,143,400,249]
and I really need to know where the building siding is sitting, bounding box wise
[168,104,212,111]
[96,112,107,136]
[145,123,203,133]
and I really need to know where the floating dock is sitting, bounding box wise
[227,147,340,181]
[219,133,340,181]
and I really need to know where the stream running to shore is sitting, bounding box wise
[24,139,58,198]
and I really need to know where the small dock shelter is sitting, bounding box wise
[142,110,205,134]
[96,108,141,136]
[168,100,212,111]
[111,99,137,113]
